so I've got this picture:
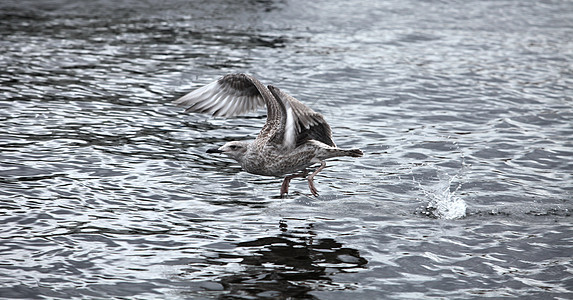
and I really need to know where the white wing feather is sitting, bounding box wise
[173,76,265,118]
[283,101,296,149]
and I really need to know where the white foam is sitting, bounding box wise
[420,173,467,220]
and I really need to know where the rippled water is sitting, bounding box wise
[1,0,572,299]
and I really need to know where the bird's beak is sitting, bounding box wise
[206,148,223,154]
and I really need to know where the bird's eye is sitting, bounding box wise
[229,145,238,150]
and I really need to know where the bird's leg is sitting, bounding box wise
[308,161,327,197]
[280,169,310,197]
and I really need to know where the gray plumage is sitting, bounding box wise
[174,73,363,196]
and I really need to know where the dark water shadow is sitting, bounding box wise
[213,220,368,299]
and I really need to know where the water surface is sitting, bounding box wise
[1,0,572,299]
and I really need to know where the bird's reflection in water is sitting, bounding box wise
[217,219,368,299]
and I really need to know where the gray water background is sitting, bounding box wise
[1,0,572,299]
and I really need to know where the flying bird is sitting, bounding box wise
[173,73,362,196]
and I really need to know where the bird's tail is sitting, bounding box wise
[344,148,363,157]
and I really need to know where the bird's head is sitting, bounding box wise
[206,141,250,162]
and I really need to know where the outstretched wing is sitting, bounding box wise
[173,74,266,118]
[173,73,335,149]
[268,85,336,148]
[173,74,287,143]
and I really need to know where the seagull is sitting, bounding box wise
[173,73,363,197]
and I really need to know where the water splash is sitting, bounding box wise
[417,173,467,220]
